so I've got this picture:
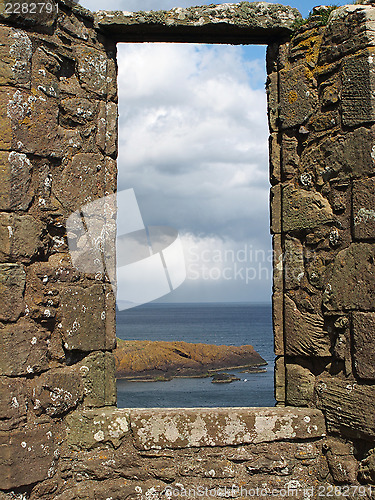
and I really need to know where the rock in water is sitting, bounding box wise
[114,339,267,381]
[211,373,240,384]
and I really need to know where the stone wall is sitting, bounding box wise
[268,1,375,488]
[0,0,118,493]
[0,1,375,499]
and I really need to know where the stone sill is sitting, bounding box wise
[65,406,326,452]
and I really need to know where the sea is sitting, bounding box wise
[116,302,276,408]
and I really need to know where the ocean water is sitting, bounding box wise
[116,302,276,408]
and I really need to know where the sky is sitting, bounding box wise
[79,0,352,304]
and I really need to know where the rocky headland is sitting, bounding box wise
[114,339,267,381]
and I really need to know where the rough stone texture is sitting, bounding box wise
[279,64,318,129]
[286,363,315,407]
[3,1,375,497]
[78,352,117,408]
[0,213,43,262]
[282,184,335,232]
[65,408,130,450]
[0,318,49,376]
[0,0,59,29]
[130,407,326,450]
[284,236,304,290]
[0,377,27,431]
[272,234,284,355]
[270,184,281,234]
[316,375,375,440]
[353,177,375,240]
[352,312,375,380]
[274,356,286,405]
[325,438,359,484]
[0,26,32,87]
[59,285,115,352]
[0,151,33,210]
[94,3,302,44]
[31,366,84,417]
[0,263,25,321]
[359,448,375,484]
[323,243,375,312]
[284,296,331,357]
[0,423,59,490]
[342,50,375,126]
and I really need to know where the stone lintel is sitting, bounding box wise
[94,3,301,44]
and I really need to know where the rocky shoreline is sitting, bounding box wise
[114,339,267,381]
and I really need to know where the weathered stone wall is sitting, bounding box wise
[1,1,375,499]
[0,0,118,493]
[268,2,375,488]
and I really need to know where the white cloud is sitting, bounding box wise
[117,43,269,245]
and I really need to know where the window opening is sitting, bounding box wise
[115,42,275,408]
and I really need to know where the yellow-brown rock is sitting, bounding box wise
[114,339,267,380]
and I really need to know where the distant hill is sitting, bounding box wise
[114,339,267,381]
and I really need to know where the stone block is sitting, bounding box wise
[325,438,358,484]
[316,375,375,440]
[0,26,32,87]
[319,6,375,64]
[59,98,97,127]
[274,356,285,404]
[0,318,49,376]
[31,367,84,417]
[94,3,301,44]
[286,363,315,407]
[96,101,106,152]
[329,180,351,236]
[0,377,27,431]
[53,153,105,212]
[284,236,304,290]
[0,151,33,210]
[359,448,375,484]
[105,102,118,156]
[104,156,117,195]
[342,51,375,127]
[272,236,283,356]
[130,407,326,450]
[59,285,114,352]
[0,423,58,490]
[269,133,281,185]
[273,293,284,356]
[5,86,59,155]
[352,312,375,380]
[270,184,281,234]
[106,56,117,101]
[323,243,375,312]
[74,46,108,97]
[353,177,375,240]
[301,127,375,184]
[0,0,58,29]
[65,408,130,451]
[279,64,318,129]
[282,184,335,233]
[57,10,92,41]
[78,352,116,407]
[267,72,279,132]
[0,88,12,149]
[0,263,25,321]
[0,213,43,262]
[284,296,331,357]
[281,133,299,181]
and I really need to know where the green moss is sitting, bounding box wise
[292,5,339,31]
